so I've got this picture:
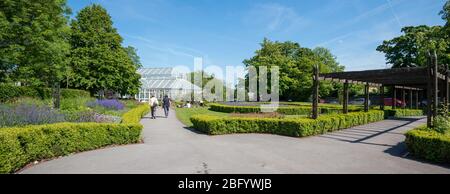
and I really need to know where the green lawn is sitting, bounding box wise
[175,107,228,127]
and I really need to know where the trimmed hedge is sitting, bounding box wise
[191,110,385,137]
[405,127,450,163]
[384,109,424,118]
[0,103,149,174]
[209,103,362,115]
[0,84,90,102]
[122,104,150,123]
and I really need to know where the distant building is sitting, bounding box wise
[136,67,201,101]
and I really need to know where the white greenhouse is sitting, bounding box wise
[135,67,201,101]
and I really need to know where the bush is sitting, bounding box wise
[405,127,450,163]
[191,110,385,136]
[0,84,90,102]
[122,104,150,123]
[60,89,90,99]
[0,103,148,173]
[433,116,450,134]
[209,103,362,115]
[384,109,424,118]
[0,122,142,173]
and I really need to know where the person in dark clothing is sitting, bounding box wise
[162,95,171,118]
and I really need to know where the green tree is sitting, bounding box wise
[124,46,142,69]
[0,0,71,86]
[376,25,448,68]
[70,4,141,95]
[243,38,344,101]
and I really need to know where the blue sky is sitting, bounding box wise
[68,0,446,71]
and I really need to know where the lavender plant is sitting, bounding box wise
[86,99,125,110]
[0,104,66,127]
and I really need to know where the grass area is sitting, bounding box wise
[175,107,229,127]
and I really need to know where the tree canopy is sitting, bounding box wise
[125,46,143,69]
[0,1,143,96]
[69,4,141,95]
[377,1,450,68]
[0,0,71,86]
[243,38,344,101]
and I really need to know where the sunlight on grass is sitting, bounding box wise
[175,107,228,127]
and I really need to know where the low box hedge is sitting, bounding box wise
[0,103,149,174]
[384,109,424,118]
[122,104,150,123]
[405,127,450,163]
[191,110,385,137]
[0,84,90,102]
[209,103,362,115]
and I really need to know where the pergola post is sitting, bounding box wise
[343,81,349,114]
[393,86,397,110]
[380,85,384,110]
[446,64,449,113]
[433,51,438,119]
[427,52,433,128]
[415,90,419,109]
[364,83,369,112]
[401,88,406,109]
[409,89,413,109]
[312,64,319,119]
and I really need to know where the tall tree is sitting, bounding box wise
[376,25,447,68]
[0,0,71,86]
[243,38,344,101]
[124,46,142,69]
[70,4,141,95]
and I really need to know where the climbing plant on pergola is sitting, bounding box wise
[312,51,449,128]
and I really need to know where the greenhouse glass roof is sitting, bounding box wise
[137,67,201,90]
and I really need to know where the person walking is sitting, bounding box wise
[149,95,159,119]
[162,95,171,118]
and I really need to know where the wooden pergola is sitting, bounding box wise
[311,52,449,128]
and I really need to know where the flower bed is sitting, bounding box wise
[0,104,149,174]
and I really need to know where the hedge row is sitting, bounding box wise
[191,110,385,137]
[122,104,150,123]
[405,127,450,163]
[209,103,362,115]
[384,109,424,118]
[0,103,149,174]
[0,84,90,102]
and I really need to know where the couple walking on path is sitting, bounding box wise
[149,95,171,119]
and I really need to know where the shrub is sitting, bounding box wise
[0,84,90,102]
[122,104,150,123]
[209,103,362,115]
[384,109,424,118]
[63,110,121,123]
[0,122,142,173]
[433,116,450,134]
[0,103,148,173]
[60,97,93,111]
[405,126,450,163]
[60,89,90,99]
[191,110,385,137]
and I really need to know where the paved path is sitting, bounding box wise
[21,109,450,174]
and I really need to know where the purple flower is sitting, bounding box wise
[0,104,66,127]
[86,99,124,110]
